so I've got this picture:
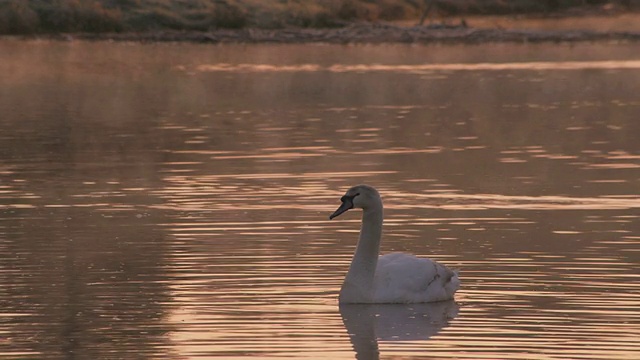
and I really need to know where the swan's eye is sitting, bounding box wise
[341,193,360,203]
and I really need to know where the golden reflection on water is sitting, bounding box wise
[1,40,640,359]
[196,60,640,73]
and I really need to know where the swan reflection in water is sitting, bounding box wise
[339,300,459,360]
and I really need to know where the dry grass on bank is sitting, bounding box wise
[1,0,639,35]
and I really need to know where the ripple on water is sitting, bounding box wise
[1,41,639,359]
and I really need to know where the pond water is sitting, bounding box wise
[1,40,639,359]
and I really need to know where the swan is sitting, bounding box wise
[330,185,459,304]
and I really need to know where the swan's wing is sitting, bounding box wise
[374,253,459,303]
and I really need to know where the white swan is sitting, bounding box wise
[330,185,459,304]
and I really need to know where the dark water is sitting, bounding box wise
[1,40,639,359]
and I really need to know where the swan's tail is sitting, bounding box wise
[445,269,461,297]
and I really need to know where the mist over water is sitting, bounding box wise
[1,40,639,359]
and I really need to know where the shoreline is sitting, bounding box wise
[11,23,640,45]
[3,1,640,44]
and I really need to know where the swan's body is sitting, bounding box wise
[330,185,459,304]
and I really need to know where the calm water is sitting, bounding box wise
[1,40,639,359]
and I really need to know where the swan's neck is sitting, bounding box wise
[340,204,383,303]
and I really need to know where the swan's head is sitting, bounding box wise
[329,184,381,220]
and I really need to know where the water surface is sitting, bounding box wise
[1,40,639,359]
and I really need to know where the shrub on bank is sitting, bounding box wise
[0,1,40,34]
[35,0,123,32]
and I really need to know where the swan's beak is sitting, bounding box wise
[329,199,353,220]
